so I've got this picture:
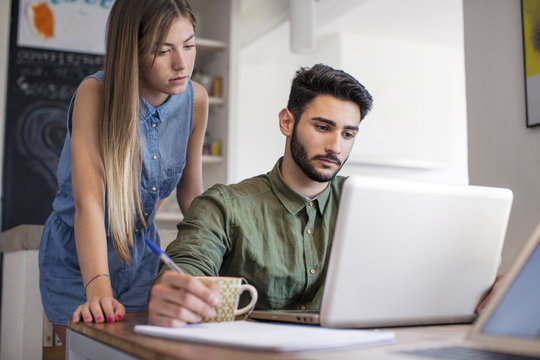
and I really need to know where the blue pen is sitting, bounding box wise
[144,237,185,274]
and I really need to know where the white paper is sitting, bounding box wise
[134,320,395,352]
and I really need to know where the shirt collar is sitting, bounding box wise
[268,157,332,216]
[140,95,172,124]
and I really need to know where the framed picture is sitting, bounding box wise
[522,0,540,127]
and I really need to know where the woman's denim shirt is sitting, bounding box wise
[52,70,194,233]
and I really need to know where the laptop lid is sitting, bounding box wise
[320,176,513,328]
[466,220,540,357]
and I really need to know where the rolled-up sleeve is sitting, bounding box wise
[159,185,231,277]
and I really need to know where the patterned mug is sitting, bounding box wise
[199,277,258,322]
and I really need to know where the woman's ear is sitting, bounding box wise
[279,108,294,136]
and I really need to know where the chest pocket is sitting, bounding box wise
[159,160,186,199]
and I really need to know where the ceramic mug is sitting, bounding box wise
[199,277,258,322]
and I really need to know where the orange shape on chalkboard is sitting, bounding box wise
[28,2,54,40]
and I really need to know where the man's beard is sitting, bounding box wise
[290,125,346,183]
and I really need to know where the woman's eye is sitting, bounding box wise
[158,49,170,55]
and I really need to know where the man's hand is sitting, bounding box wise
[476,274,505,315]
[148,271,221,327]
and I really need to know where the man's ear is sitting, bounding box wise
[279,108,294,136]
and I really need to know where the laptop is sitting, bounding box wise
[397,219,540,359]
[249,175,513,328]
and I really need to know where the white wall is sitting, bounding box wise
[338,33,468,184]
[464,0,540,272]
[232,0,468,184]
[233,0,540,273]
[1,250,44,359]
[231,23,341,181]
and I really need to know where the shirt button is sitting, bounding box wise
[300,305,306,310]
[309,201,314,206]
[152,186,157,191]
[310,269,316,274]
[307,229,312,235]
[144,212,149,216]
[152,123,157,128]
[152,155,158,160]
[135,228,139,233]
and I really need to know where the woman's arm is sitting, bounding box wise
[176,81,209,214]
[70,77,125,323]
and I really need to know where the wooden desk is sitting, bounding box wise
[66,313,470,360]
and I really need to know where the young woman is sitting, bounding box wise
[38,0,208,343]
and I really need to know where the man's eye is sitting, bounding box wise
[343,132,356,139]
[316,125,329,131]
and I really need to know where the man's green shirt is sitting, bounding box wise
[160,158,346,310]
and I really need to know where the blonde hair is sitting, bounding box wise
[99,0,196,262]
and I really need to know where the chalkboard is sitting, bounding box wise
[2,0,104,230]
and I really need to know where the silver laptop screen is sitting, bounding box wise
[480,240,540,339]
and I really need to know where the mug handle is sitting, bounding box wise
[234,284,258,316]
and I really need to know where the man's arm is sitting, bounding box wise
[158,186,232,278]
[149,186,232,326]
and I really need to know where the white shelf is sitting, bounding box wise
[209,96,225,106]
[197,37,227,49]
[196,37,227,60]
[348,155,446,170]
[192,1,231,190]
[155,211,183,222]
[202,155,223,164]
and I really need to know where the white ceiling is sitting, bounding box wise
[239,0,289,47]
[239,0,463,49]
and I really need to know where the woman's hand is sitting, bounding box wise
[72,296,125,324]
[72,276,126,323]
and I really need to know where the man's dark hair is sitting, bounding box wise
[286,63,373,123]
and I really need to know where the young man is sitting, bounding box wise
[147,63,373,327]
[147,64,499,327]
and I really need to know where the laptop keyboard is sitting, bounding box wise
[398,346,540,359]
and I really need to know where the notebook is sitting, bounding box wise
[249,175,513,328]
[134,320,396,352]
[397,219,540,359]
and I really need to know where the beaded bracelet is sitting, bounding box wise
[84,273,111,296]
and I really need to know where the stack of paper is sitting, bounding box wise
[135,320,395,352]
